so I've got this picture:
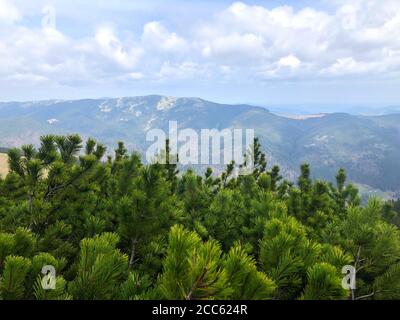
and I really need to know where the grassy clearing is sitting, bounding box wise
[0,153,8,177]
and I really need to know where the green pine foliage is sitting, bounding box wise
[157,225,231,300]
[301,263,347,300]
[0,256,31,299]
[0,134,399,300]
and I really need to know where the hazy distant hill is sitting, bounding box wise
[1,96,399,195]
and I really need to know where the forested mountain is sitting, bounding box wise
[0,135,399,300]
[1,96,399,196]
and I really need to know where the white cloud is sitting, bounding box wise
[0,0,21,24]
[95,27,143,69]
[279,55,301,69]
[142,21,187,53]
[201,33,266,64]
[0,24,144,88]
[157,61,207,80]
[0,27,71,81]
[196,1,400,79]
[323,57,366,75]
[1,0,400,92]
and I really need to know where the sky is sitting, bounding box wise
[0,0,400,108]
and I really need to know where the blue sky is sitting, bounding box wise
[0,0,400,108]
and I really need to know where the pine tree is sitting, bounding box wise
[301,263,348,300]
[0,256,31,300]
[157,225,230,300]
[116,165,182,272]
[68,233,128,300]
[337,198,400,299]
[164,139,179,191]
[0,134,399,300]
[224,244,276,299]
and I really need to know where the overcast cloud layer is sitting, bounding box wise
[0,0,400,106]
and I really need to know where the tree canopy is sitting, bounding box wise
[0,135,399,300]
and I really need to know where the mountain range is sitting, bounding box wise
[1,95,399,198]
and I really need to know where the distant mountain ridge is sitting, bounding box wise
[267,104,400,116]
[1,95,399,196]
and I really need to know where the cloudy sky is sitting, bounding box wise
[0,0,400,107]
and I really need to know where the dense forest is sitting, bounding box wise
[0,134,399,300]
